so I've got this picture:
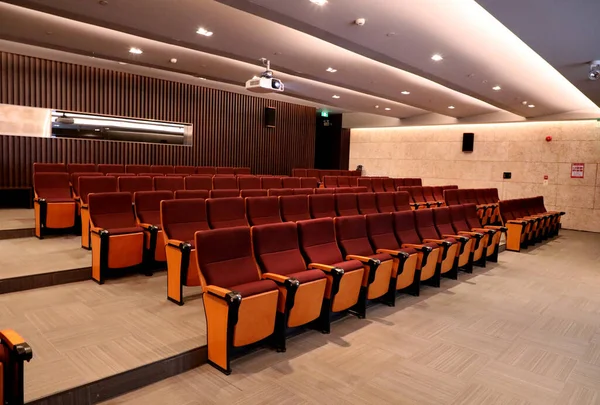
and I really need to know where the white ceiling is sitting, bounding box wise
[0,0,598,126]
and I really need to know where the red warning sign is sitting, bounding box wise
[571,163,585,179]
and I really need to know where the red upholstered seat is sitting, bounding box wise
[444,189,460,206]
[335,193,359,216]
[135,191,173,228]
[154,176,184,192]
[150,165,174,174]
[162,198,209,245]
[315,188,335,194]
[306,169,320,179]
[393,178,405,189]
[280,195,310,222]
[98,164,124,174]
[337,177,351,187]
[213,176,238,190]
[209,189,239,198]
[300,177,319,189]
[292,168,308,177]
[240,189,268,197]
[393,191,412,212]
[70,172,103,198]
[175,190,209,199]
[282,177,301,188]
[309,194,336,219]
[216,167,235,174]
[375,192,396,213]
[33,172,76,238]
[196,166,216,175]
[323,176,338,188]
[206,197,247,228]
[185,176,213,191]
[238,177,261,190]
[125,164,151,174]
[357,178,372,191]
[357,192,378,214]
[246,196,282,226]
[33,162,66,173]
[432,186,445,202]
[172,166,195,174]
[67,163,97,174]
[79,176,118,205]
[234,167,251,175]
[261,177,282,189]
[34,173,73,202]
[268,188,294,196]
[118,176,153,198]
[382,178,395,192]
[293,188,314,195]
[371,178,385,193]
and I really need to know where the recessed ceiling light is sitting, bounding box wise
[492,85,502,91]
[448,105,455,109]
[98,0,108,5]
[118,62,127,65]
[196,28,213,37]
[384,108,391,111]
[401,91,410,95]
[375,105,379,109]
[198,77,207,80]
[431,54,443,61]
[129,47,143,55]
[326,67,337,73]
[310,0,327,5]
[521,101,528,105]
[170,58,178,64]
[528,104,535,108]
[332,95,340,99]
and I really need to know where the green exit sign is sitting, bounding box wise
[321,111,329,117]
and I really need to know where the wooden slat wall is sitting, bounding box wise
[0,52,316,188]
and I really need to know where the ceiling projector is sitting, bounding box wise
[245,58,284,93]
[589,60,600,81]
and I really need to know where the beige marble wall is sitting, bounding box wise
[350,120,600,232]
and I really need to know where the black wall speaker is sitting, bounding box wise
[265,107,276,128]
[462,133,474,152]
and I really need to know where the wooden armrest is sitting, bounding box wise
[90,227,105,235]
[138,223,158,231]
[346,254,375,263]
[507,220,526,225]
[308,263,335,272]
[206,285,232,298]
[0,329,25,349]
[262,273,291,283]
[442,234,463,239]
[376,248,404,256]
[423,238,445,244]
[166,239,188,248]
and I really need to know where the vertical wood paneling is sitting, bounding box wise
[0,51,316,188]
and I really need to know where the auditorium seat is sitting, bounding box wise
[240,189,268,197]
[150,165,174,174]
[297,218,365,328]
[33,173,76,238]
[292,168,308,177]
[98,164,124,174]
[315,188,335,194]
[67,163,97,174]
[443,188,460,206]
[268,189,294,196]
[215,167,235,175]
[422,186,443,207]
[453,204,504,263]
[211,176,237,190]
[499,199,534,251]
[238,176,261,190]
[334,215,394,317]
[365,213,420,301]
[185,176,213,191]
[174,166,196,175]
[175,190,209,199]
[33,162,66,173]
[337,177,351,188]
[246,196,282,226]
[393,191,412,212]
[371,178,385,193]
[154,176,185,192]
[375,192,396,213]
[309,194,336,219]
[0,329,32,404]
[89,192,144,283]
[409,186,430,209]
[353,186,369,193]
[306,169,320,180]
[118,176,153,198]
[135,190,173,264]
[432,186,445,204]
[279,195,310,222]
[357,178,372,191]
[282,177,301,189]
[300,177,319,189]
[252,222,327,349]
[392,211,440,285]
[357,192,378,214]
[161,198,208,305]
[196,166,217,175]
[334,187,354,194]
[293,188,314,195]
[261,177,282,189]
[323,176,338,188]
[206,197,247,228]
[195,226,279,374]
[234,167,251,175]
[414,209,462,281]
[393,178,405,190]
[335,193,359,217]
[383,178,395,192]
[71,172,103,203]
[209,189,239,199]
[433,207,480,273]
[79,176,118,249]
[125,164,151,174]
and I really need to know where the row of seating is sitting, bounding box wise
[32,162,252,175]
[291,168,360,179]
[183,208,505,373]
[498,197,565,251]
[443,188,501,225]
[326,176,423,189]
